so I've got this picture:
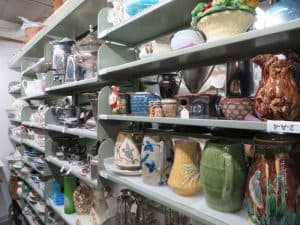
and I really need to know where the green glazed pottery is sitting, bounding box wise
[200,140,246,212]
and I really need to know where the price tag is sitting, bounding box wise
[99,114,108,120]
[100,170,108,179]
[266,120,300,134]
[131,203,137,214]
[180,108,189,119]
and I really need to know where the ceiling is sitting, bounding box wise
[0,0,53,24]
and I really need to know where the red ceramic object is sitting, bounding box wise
[220,98,254,120]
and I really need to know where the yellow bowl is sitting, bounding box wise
[197,9,255,42]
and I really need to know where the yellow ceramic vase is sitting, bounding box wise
[168,140,201,196]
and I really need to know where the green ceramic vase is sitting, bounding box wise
[200,140,247,212]
[64,175,76,214]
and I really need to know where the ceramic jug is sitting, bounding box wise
[246,135,300,225]
[168,139,201,196]
[253,54,299,120]
[200,140,246,212]
[89,187,108,225]
[114,132,144,170]
[141,134,173,186]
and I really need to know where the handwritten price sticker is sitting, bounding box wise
[266,120,300,134]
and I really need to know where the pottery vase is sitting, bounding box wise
[114,132,143,170]
[200,141,246,212]
[253,54,299,120]
[168,140,201,196]
[89,187,108,225]
[73,181,93,214]
[141,134,173,186]
[64,175,76,214]
[246,135,300,225]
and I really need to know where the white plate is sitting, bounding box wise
[103,157,141,176]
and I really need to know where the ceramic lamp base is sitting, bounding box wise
[198,10,255,42]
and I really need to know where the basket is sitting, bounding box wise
[24,27,41,43]
[197,9,255,42]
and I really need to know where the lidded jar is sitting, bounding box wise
[246,134,299,225]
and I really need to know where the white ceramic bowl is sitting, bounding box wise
[197,10,255,42]
[170,29,205,50]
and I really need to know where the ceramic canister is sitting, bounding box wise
[200,140,246,212]
[168,139,201,196]
[141,134,166,186]
[114,131,144,170]
[246,135,299,225]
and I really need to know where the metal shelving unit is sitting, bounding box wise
[23,177,45,199]
[46,124,97,139]
[22,121,46,129]
[22,139,45,153]
[47,199,92,225]
[24,198,45,223]
[8,0,107,70]
[99,170,248,225]
[99,114,267,131]
[9,135,22,144]
[46,156,97,188]
[21,93,48,101]
[98,19,300,81]
[97,0,199,45]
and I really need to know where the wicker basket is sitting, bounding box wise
[24,27,41,43]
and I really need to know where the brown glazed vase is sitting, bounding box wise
[246,135,300,225]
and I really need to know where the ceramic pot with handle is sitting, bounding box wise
[114,131,144,170]
[141,134,173,186]
[200,140,247,212]
[246,135,299,225]
[168,139,201,196]
[22,79,44,96]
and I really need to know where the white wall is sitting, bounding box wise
[0,40,21,221]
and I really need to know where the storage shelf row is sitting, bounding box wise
[23,177,44,199]
[99,170,248,225]
[46,156,97,188]
[8,0,106,70]
[47,199,92,225]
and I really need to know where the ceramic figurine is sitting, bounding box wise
[114,132,144,170]
[200,140,246,212]
[141,134,167,186]
[246,135,300,225]
[168,139,201,196]
[109,86,130,114]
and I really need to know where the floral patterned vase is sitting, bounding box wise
[246,135,300,225]
[200,140,246,212]
[89,187,108,225]
[114,132,144,170]
[168,139,201,196]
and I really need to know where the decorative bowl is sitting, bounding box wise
[220,98,254,120]
[170,29,205,51]
[197,9,255,42]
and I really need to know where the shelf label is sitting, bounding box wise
[266,120,300,134]
[99,114,108,120]
[180,108,189,119]
[131,203,137,214]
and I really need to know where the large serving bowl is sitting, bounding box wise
[197,9,255,42]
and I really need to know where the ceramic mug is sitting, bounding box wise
[114,132,144,170]
[141,134,165,186]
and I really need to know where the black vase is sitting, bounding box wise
[158,73,181,98]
